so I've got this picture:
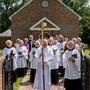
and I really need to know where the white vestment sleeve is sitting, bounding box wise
[13,48,17,57]
[3,48,9,58]
[56,50,60,63]
[35,48,41,62]
[63,52,68,68]
[29,50,33,62]
[45,48,54,66]
[46,49,53,61]
[3,48,6,57]
[22,46,28,59]
[74,51,81,71]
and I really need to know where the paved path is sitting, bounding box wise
[19,75,65,90]
[0,55,65,90]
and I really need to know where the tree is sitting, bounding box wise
[80,7,90,46]
[0,0,30,32]
[81,28,90,46]
[62,0,90,45]
[62,0,89,13]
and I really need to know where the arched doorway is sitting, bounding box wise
[38,32,51,39]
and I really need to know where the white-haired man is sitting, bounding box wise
[3,40,17,82]
[34,39,53,90]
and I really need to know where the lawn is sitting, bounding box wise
[0,49,2,55]
[84,48,90,55]
[13,77,23,90]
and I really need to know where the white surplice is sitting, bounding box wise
[49,45,60,70]
[56,42,65,66]
[34,46,53,90]
[29,47,38,69]
[16,45,28,68]
[63,49,81,79]
[3,47,17,70]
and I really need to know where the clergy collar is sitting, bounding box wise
[59,41,63,43]
[49,44,55,46]
[6,46,12,49]
[19,45,23,47]
[68,48,75,51]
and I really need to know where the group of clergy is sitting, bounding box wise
[3,34,85,90]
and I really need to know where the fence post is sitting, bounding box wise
[81,55,90,90]
[2,58,13,90]
[85,55,90,90]
[81,55,87,90]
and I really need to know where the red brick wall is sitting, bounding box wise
[11,0,80,41]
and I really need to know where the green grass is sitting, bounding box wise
[13,77,23,90]
[84,49,90,55]
[0,49,3,55]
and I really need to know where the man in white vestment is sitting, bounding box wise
[34,39,53,90]
[3,40,17,82]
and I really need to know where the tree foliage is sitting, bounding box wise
[62,0,89,13]
[62,0,90,45]
[0,0,90,45]
[0,0,30,32]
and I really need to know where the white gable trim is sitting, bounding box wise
[9,0,81,20]
[9,0,33,20]
[0,29,11,37]
[31,28,60,31]
[58,0,82,20]
[30,17,60,31]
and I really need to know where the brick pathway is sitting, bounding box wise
[19,75,65,90]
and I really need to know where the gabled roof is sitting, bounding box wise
[0,29,11,37]
[30,17,60,31]
[9,0,81,20]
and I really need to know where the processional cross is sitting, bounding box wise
[41,22,47,90]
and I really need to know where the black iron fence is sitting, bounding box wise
[81,55,90,90]
[2,57,13,90]
[2,60,13,90]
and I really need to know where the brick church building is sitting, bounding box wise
[10,0,81,41]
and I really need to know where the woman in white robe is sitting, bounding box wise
[63,41,81,90]
[34,39,53,90]
[3,40,17,82]
[16,40,28,77]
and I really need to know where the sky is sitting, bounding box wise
[89,0,90,5]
